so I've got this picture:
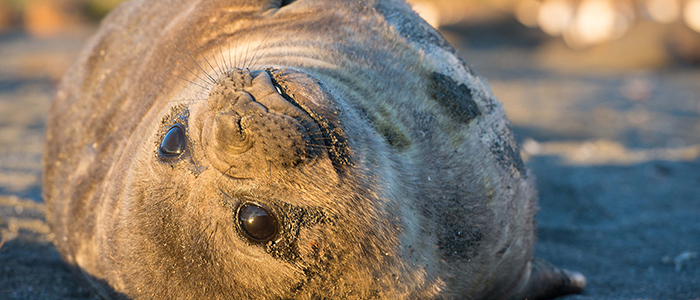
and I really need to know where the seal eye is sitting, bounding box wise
[159,125,186,158]
[238,203,278,242]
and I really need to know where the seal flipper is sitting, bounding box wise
[508,257,587,300]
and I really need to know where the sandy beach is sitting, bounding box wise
[1,10,699,299]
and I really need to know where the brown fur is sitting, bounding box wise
[44,0,585,299]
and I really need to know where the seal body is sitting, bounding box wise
[43,0,585,299]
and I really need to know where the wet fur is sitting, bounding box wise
[44,0,583,299]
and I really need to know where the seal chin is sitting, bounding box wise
[193,68,326,178]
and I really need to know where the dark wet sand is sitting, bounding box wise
[1,19,698,299]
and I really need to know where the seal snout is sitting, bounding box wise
[212,110,253,155]
[202,69,325,176]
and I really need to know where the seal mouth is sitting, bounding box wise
[196,68,348,178]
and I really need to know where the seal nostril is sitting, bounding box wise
[238,203,278,242]
[159,125,186,158]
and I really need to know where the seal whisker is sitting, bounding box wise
[233,31,246,69]
[228,26,234,69]
[208,39,225,76]
[205,24,227,76]
[236,32,245,69]
[195,220,213,246]
[249,27,275,70]
[205,223,218,254]
[214,24,230,72]
[170,72,208,90]
[260,145,275,188]
[176,56,214,84]
[194,44,221,78]
[215,164,237,188]
[168,99,206,105]
[149,186,182,211]
[241,31,252,69]
[185,51,216,83]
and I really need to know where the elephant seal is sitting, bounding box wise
[43,0,586,299]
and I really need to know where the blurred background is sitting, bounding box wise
[0,0,698,299]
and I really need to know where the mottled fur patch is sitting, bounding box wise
[429,72,481,124]
[437,224,483,260]
[490,126,527,176]
[375,108,411,151]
